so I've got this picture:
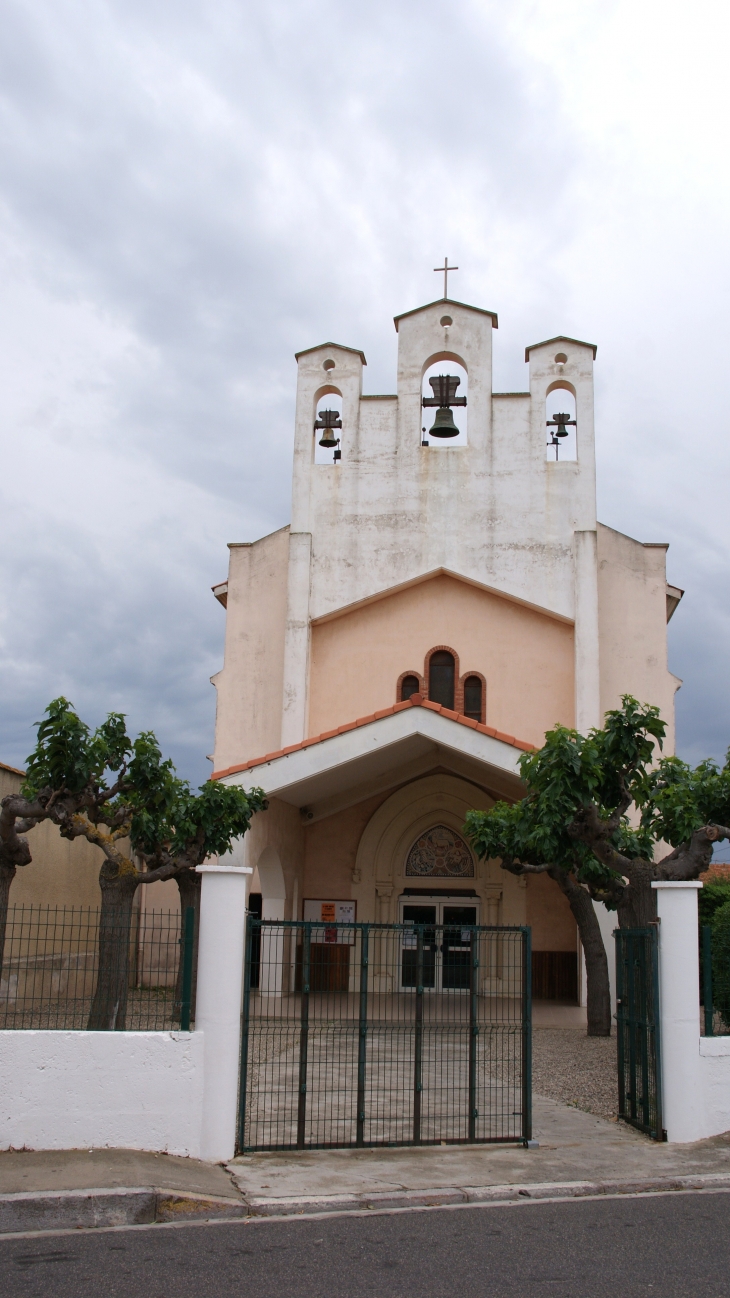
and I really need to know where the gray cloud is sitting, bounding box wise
[0,0,728,788]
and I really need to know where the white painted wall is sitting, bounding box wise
[699,1036,730,1138]
[653,881,730,1142]
[0,861,253,1162]
[0,1030,204,1156]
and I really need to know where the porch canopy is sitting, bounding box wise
[212,696,531,819]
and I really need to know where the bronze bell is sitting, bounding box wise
[429,406,459,438]
[553,412,570,438]
[315,408,343,448]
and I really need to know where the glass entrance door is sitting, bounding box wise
[441,905,478,990]
[399,898,479,991]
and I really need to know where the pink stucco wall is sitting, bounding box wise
[309,574,574,747]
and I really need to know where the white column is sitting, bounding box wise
[195,863,252,1162]
[573,530,601,734]
[652,881,703,1143]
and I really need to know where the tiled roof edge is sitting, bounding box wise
[211,696,534,781]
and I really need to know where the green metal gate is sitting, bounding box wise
[615,926,664,1141]
[238,920,532,1152]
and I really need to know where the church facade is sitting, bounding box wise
[210,295,681,1001]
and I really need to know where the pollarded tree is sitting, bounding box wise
[465,698,671,1034]
[3,698,266,1029]
[129,778,269,1021]
[465,697,730,1037]
[0,784,36,980]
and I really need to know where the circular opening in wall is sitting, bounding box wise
[440,315,453,327]
[554,352,568,364]
[323,359,336,371]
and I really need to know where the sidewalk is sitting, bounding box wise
[2,1094,730,1234]
[228,1093,730,1214]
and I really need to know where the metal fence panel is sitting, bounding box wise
[0,904,195,1031]
[700,923,730,1037]
[615,926,664,1141]
[238,920,531,1152]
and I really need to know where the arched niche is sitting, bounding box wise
[314,386,343,465]
[352,773,512,924]
[545,382,577,462]
[421,353,468,448]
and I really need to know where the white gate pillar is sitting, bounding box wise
[195,863,252,1161]
[652,880,703,1143]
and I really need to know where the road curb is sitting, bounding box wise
[0,1187,248,1235]
[4,1172,730,1233]
[242,1172,730,1217]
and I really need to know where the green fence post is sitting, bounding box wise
[356,926,369,1147]
[179,907,195,1032]
[413,927,424,1145]
[237,915,255,1154]
[522,927,532,1145]
[703,925,714,1038]
[468,927,479,1142]
[297,924,311,1150]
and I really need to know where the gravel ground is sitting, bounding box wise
[533,1027,618,1120]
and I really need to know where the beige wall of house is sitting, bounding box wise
[597,523,681,753]
[1,762,103,909]
[211,526,290,774]
[308,574,575,746]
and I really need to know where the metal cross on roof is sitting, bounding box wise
[434,257,458,300]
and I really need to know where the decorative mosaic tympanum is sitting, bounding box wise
[405,824,474,877]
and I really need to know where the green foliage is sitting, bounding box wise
[23,698,132,798]
[638,752,730,847]
[130,776,267,863]
[465,696,667,895]
[711,900,730,1027]
[172,781,267,860]
[22,698,267,868]
[699,880,730,928]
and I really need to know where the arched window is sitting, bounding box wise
[463,675,483,722]
[428,651,455,709]
[400,675,420,702]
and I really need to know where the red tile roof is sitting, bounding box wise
[211,695,535,781]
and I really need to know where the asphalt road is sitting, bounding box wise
[2,1192,730,1297]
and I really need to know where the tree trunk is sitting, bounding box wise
[87,871,140,1030]
[0,863,16,986]
[548,868,612,1036]
[174,869,201,1024]
[617,860,657,929]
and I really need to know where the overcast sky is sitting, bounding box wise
[1,0,729,791]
